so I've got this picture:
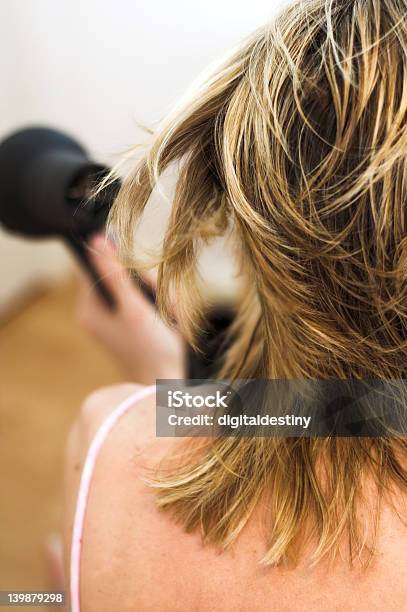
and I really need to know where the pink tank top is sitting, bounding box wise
[69,385,156,612]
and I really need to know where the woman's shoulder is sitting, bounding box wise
[75,382,155,442]
[82,382,190,606]
[65,382,161,473]
[66,384,407,611]
[77,382,148,429]
[64,384,164,597]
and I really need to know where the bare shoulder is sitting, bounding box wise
[65,381,160,503]
[63,383,159,587]
[75,382,150,437]
[81,382,159,456]
[77,383,179,611]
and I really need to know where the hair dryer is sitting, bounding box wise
[0,126,232,377]
[0,126,120,307]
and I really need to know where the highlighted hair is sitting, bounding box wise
[108,0,407,566]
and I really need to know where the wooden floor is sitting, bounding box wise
[0,280,123,592]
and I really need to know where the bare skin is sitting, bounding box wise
[64,383,407,612]
[64,234,407,611]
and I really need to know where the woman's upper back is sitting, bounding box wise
[65,384,407,612]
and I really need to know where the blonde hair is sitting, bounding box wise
[108,0,407,567]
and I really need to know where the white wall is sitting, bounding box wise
[0,0,285,310]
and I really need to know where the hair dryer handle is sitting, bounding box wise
[65,235,116,309]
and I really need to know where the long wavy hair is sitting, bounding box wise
[108,0,407,567]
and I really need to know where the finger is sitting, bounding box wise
[87,233,132,303]
[138,268,158,292]
[137,268,180,322]
[132,269,157,306]
[75,272,111,333]
[88,233,160,316]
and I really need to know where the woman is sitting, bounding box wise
[65,0,407,609]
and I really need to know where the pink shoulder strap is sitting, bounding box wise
[70,385,156,612]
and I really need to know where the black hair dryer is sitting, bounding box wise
[0,126,119,307]
[0,126,232,378]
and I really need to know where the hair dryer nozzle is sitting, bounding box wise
[0,126,116,238]
[0,126,121,308]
